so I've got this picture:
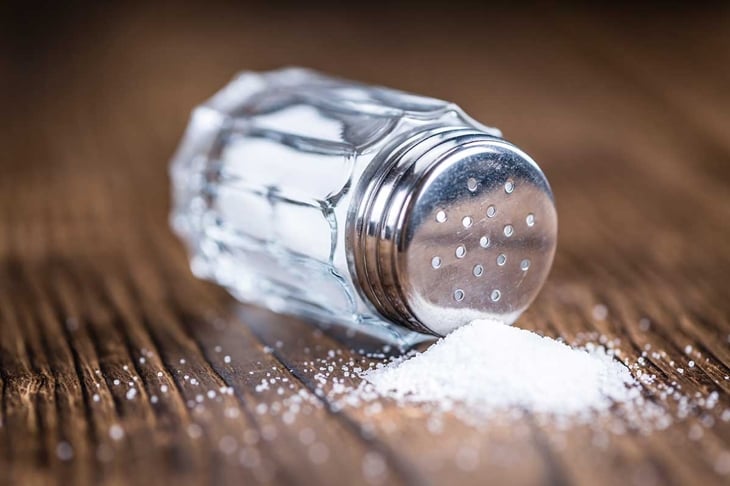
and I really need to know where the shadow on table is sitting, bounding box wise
[235,303,434,357]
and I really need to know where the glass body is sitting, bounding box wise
[170,68,500,345]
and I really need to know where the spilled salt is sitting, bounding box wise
[361,319,640,418]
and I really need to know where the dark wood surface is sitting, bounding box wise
[1,4,729,485]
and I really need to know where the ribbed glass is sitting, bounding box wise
[170,68,498,345]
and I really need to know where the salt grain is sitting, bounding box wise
[716,451,730,475]
[219,436,237,454]
[592,304,608,321]
[455,446,479,471]
[187,423,202,439]
[56,441,74,461]
[261,425,277,441]
[239,447,260,468]
[243,429,260,445]
[362,451,387,483]
[298,427,316,445]
[308,442,329,464]
[109,424,124,441]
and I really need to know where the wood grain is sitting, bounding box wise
[0,4,729,485]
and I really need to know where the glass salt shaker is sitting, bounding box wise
[170,68,557,347]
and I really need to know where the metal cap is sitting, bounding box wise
[348,126,557,336]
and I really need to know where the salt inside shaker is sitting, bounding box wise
[170,68,557,346]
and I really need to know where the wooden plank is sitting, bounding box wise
[144,223,411,485]
[0,4,728,485]
[558,8,730,156]
[240,304,563,485]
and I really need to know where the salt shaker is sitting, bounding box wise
[170,68,557,346]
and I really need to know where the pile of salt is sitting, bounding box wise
[360,319,641,419]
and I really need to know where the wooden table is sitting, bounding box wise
[1,4,728,485]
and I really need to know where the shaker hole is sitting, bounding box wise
[505,179,515,194]
[455,245,466,259]
[520,259,531,271]
[436,210,447,223]
[503,224,514,237]
[526,213,536,227]
[462,216,473,228]
[473,264,484,277]
[479,236,490,248]
[467,177,478,192]
[431,256,442,269]
[487,205,497,218]
[491,289,501,302]
[497,254,507,266]
[454,289,465,302]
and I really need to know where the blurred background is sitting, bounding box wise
[2,1,728,298]
[3,1,728,235]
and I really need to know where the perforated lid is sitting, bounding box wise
[348,126,557,336]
